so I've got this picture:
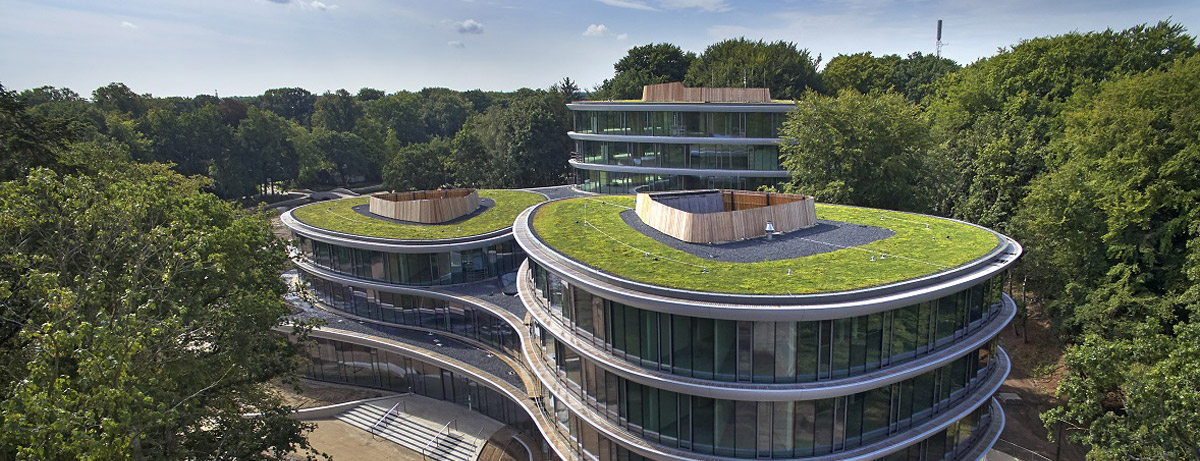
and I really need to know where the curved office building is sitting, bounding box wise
[280,185,1020,460]
[512,190,1021,460]
[569,82,794,193]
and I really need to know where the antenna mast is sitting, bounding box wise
[936,19,944,58]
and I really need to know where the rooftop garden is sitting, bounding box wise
[292,189,544,240]
[530,196,1001,294]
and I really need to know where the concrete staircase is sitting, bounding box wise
[337,402,482,461]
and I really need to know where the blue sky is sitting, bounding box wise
[1,0,1197,97]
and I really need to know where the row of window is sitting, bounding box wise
[573,169,784,194]
[575,141,782,171]
[297,235,524,286]
[539,330,995,459]
[549,396,992,461]
[573,111,786,138]
[298,335,535,432]
[531,262,1006,383]
[300,271,520,356]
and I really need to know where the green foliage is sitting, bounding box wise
[780,90,933,211]
[257,87,316,126]
[0,85,73,180]
[419,88,473,138]
[311,89,361,133]
[0,164,316,459]
[1021,52,1200,458]
[92,82,149,117]
[383,137,451,191]
[307,130,370,186]
[593,43,696,100]
[821,52,895,95]
[532,196,998,294]
[889,52,959,103]
[927,21,1196,231]
[684,38,822,99]
[449,94,569,188]
[290,189,544,240]
[364,92,427,146]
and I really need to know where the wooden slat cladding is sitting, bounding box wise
[641,82,772,103]
[368,188,480,224]
[635,190,816,243]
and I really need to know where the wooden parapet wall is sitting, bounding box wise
[641,82,772,103]
[368,189,479,224]
[635,190,816,243]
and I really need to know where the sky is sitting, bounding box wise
[1,0,1198,98]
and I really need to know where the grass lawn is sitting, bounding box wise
[292,189,544,240]
[531,196,1001,294]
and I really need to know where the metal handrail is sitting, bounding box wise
[369,401,404,440]
[421,418,458,460]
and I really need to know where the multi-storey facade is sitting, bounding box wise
[569,83,794,193]
[280,178,1019,460]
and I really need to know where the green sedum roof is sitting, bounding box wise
[292,189,545,240]
[530,196,1001,294]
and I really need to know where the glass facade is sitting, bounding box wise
[546,395,995,461]
[298,335,534,432]
[296,235,524,286]
[300,270,520,356]
[573,110,785,138]
[574,168,785,194]
[575,140,781,171]
[530,262,1006,384]
[538,329,996,459]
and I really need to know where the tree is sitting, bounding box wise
[364,93,427,146]
[257,87,316,126]
[356,87,385,102]
[140,105,234,178]
[779,90,932,211]
[217,98,250,127]
[419,89,472,138]
[0,164,317,459]
[236,107,298,195]
[383,137,451,191]
[550,77,581,102]
[449,94,568,188]
[1013,54,1200,458]
[926,21,1197,231]
[0,84,73,181]
[311,89,361,133]
[593,43,696,100]
[308,131,370,185]
[888,52,959,103]
[821,52,895,94]
[17,86,82,106]
[684,38,822,99]
[92,82,148,117]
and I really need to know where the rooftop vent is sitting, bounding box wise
[368,188,479,224]
[635,189,816,243]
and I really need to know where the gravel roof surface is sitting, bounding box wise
[619,210,895,263]
[523,185,588,201]
[288,295,526,391]
[349,197,496,227]
[443,278,528,318]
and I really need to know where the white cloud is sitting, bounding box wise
[595,0,658,11]
[309,1,337,11]
[583,24,609,36]
[616,33,628,40]
[448,41,466,48]
[455,19,484,34]
[120,21,138,29]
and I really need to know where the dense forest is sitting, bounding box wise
[2,20,1199,460]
